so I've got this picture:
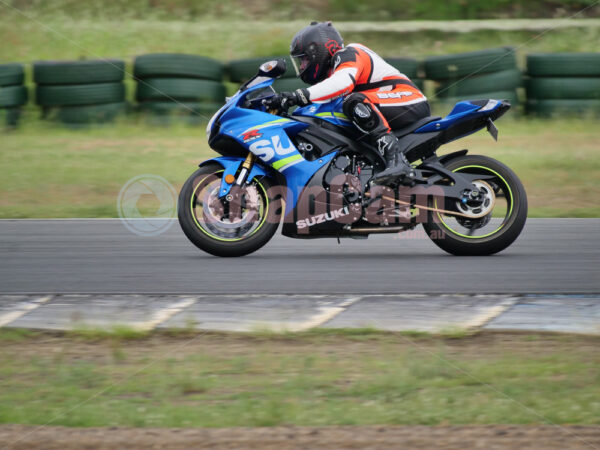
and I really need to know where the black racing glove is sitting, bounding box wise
[263,88,310,110]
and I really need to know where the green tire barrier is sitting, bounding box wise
[526,99,600,117]
[436,69,521,97]
[138,101,222,116]
[36,82,125,106]
[527,53,600,77]
[525,77,600,100]
[272,77,310,92]
[138,102,221,125]
[0,63,24,87]
[227,56,296,82]
[136,78,225,102]
[33,59,125,85]
[53,102,126,124]
[438,90,519,107]
[134,54,223,81]
[424,47,516,80]
[0,85,28,107]
[384,57,420,79]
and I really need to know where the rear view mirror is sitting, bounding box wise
[258,58,287,79]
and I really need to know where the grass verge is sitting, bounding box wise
[0,329,598,427]
[2,17,599,64]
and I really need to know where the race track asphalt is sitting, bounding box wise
[0,219,598,295]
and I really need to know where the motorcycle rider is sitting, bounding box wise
[264,21,431,185]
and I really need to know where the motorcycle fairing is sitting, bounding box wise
[293,98,353,127]
[414,99,504,133]
[204,79,339,214]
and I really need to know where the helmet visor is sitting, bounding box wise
[291,54,310,77]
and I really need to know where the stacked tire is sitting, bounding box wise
[134,54,225,123]
[34,59,126,125]
[227,55,309,92]
[525,53,600,117]
[424,47,520,108]
[0,63,27,128]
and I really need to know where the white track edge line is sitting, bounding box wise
[459,297,519,330]
[0,296,53,327]
[130,297,198,331]
[290,296,363,332]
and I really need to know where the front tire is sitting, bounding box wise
[178,164,281,257]
[423,155,527,256]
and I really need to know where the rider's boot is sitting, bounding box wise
[341,93,416,186]
[372,134,416,186]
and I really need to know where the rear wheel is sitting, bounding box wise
[178,164,281,257]
[423,155,527,256]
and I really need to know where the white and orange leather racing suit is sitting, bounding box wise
[305,43,430,132]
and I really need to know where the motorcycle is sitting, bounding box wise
[178,59,527,257]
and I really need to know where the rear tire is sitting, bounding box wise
[178,164,281,257]
[423,155,527,256]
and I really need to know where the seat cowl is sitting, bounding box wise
[393,116,442,138]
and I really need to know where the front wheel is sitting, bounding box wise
[178,164,281,257]
[423,155,527,256]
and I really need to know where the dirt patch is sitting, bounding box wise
[6,330,600,361]
[1,424,599,449]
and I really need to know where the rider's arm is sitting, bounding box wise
[306,47,361,103]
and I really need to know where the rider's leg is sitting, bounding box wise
[342,93,415,185]
[382,100,431,130]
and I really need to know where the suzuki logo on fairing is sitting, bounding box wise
[242,129,262,143]
[296,206,350,229]
[249,136,295,162]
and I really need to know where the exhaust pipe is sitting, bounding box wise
[347,225,412,235]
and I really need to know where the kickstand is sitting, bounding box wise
[337,236,341,244]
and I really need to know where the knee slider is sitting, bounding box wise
[343,94,378,131]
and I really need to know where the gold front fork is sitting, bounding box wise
[242,152,256,170]
[235,152,256,186]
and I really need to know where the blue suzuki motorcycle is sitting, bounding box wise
[178,59,527,257]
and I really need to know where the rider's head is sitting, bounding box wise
[290,21,343,85]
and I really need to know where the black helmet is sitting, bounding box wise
[290,21,343,85]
